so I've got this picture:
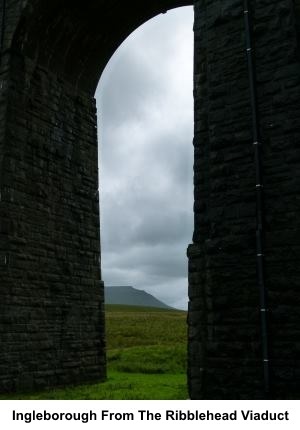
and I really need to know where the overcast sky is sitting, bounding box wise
[96,6,194,310]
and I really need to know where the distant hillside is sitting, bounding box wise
[105,286,172,309]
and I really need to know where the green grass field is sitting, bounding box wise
[0,305,188,400]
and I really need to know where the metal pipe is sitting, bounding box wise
[243,0,270,397]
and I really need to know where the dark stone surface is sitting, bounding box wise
[188,0,300,400]
[0,0,299,399]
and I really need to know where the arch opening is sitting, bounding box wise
[97,6,194,311]
[96,7,194,398]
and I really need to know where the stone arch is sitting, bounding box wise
[0,0,194,394]
[0,0,300,399]
[11,0,193,93]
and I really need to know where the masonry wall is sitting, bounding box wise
[188,0,300,399]
[189,0,260,400]
[0,51,106,391]
[255,0,300,398]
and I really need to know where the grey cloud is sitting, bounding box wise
[97,7,194,309]
[102,241,189,310]
[98,53,164,126]
[129,211,193,247]
[100,188,193,253]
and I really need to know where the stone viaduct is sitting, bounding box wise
[0,0,299,399]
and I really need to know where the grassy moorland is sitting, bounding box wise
[0,305,188,400]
